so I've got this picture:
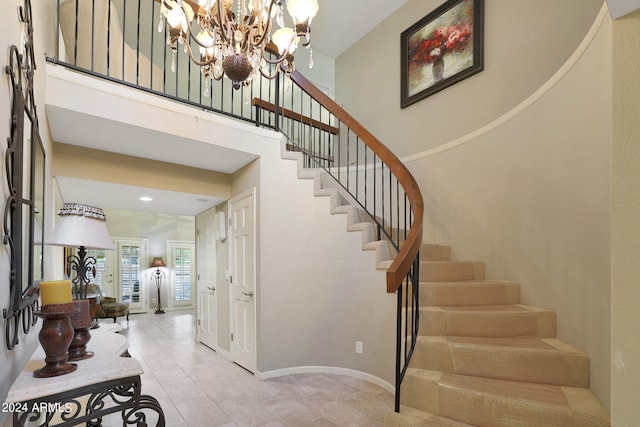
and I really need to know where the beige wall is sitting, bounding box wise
[611,8,640,424]
[53,142,231,198]
[336,0,612,409]
[336,0,604,158]
[254,144,396,386]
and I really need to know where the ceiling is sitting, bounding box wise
[55,176,227,216]
[52,0,409,216]
[47,106,259,174]
[310,0,409,58]
[606,0,640,18]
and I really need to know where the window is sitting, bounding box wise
[120,244,141,304]
[169,241,195,306]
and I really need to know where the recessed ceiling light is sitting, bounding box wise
[140,196,153,202]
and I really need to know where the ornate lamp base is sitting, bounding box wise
[155,286,165,314]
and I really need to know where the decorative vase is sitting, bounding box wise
[68,299,94,361]
[432,56,445,82]
[33,303,78,378]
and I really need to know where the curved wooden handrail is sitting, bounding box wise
[289,70,423,293]
[252,98,340,135]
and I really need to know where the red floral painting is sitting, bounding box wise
[401,0,484,108]
[409,24,472,66]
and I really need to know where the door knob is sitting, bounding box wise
[207,286,216,292]
[242,291,254,297]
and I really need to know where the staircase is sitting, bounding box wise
[385,244,610,426]
[281,141,609,426]
[49,5,610,425]
[280,144,397,268]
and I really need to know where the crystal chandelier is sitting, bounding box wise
[159,0,319,91]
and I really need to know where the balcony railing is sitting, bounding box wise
[51,0,283,126]
[49,0,423,412]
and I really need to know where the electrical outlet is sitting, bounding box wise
[355,341,363,354]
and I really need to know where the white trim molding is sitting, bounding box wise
[255,366,395,394]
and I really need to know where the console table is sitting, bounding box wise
[6,324,164,426]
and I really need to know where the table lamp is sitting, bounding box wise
[46,203,115,300]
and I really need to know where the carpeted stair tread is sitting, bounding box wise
[420,261,485,282]
[410,336,590,387]
[364,240,395,265]
[377,259,393,270]
[420,304,556,338]
[314,187,343,211]
[385,405,474,427]
[402,369,610,426]
[420,244,452,261]
[420,280,521,306]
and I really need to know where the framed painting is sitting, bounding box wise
[401,0,484,108]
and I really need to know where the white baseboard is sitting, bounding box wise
[214,347,232,361]
[254,366,394,394]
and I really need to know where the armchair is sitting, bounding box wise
[95,297,129,323]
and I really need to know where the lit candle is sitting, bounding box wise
[40,280,73,306]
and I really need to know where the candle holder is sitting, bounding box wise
[33,303,78,378]
[67,299,94,361]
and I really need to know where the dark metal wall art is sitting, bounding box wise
[3,0,45,350]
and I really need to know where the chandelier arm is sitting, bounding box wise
[251,0,278,48]
[216,0,231,45]
[176,4,219,51]
[181,40,217,67]
[258,61,283,80]
[211,69,225,80]
[261,47,291,65]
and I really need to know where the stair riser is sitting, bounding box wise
[402,373,609,427]
[420,262,485,282]
[420,244,451,261]
[439,387,589,427]
[420,282,520,307]
[419,309,556,338]
[410,340,589,387]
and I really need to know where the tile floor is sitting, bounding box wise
[102,309,393,426]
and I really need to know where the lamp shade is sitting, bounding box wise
[46,204,115,250]
[151,257,166,268]
[272,27,297,55]
[287,0,319,23]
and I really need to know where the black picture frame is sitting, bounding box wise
[401,0,484,108]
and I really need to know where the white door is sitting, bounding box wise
[117,239,147,313]
[86,248,115,297]
[168,241,195,308]
[229,189,256,372]
[197,210,217,350]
